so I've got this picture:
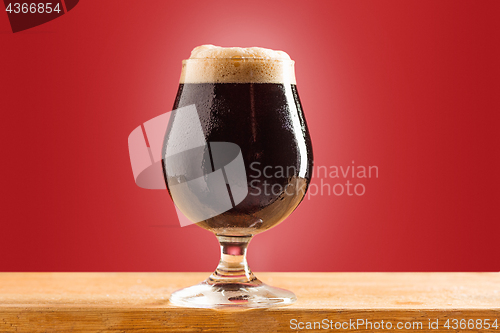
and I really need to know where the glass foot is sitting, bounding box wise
[169,279,296,308]
[170,235,296,308]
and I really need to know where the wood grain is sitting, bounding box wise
[0,273,499,332]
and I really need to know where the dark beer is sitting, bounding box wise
[163,50,313,236]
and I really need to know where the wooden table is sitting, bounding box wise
[0,273,499,332]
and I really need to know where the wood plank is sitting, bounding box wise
[0,273,499,332]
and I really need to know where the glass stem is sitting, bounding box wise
[208,235,259,284]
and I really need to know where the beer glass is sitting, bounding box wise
[162,51,313,308]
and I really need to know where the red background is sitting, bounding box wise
[1,0,499,272]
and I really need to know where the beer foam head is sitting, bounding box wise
[180,45,296,84]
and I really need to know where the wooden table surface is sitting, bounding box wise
[0,273,499,332]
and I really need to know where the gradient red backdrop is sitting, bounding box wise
[1,0,499,272]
